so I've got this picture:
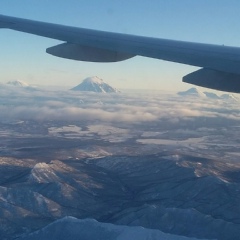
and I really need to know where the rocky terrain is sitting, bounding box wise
[0,87,239,239]
[20,217,205,240]
[0,125,240,239]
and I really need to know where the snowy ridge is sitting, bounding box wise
[178,87,238,101]
[178,88,206,97]
[19,217,208,240]
[0,186,61,219]
[28,162,60,183]
[71,76,119,93]
[85,76,104,85]
[203,91,220,99]
[7,80,29,87]
[221,93,237,101]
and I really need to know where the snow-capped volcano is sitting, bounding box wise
[7,80,29,87]
[178,88,205,97]
[71,76,119,93]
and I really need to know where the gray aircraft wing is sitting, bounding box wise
[1,14,240,93]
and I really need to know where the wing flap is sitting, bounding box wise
[46,43,135,62]
[183,68,240,93]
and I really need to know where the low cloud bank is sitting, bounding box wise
[0,87,239,123]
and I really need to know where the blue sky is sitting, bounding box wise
[1,0,240,90]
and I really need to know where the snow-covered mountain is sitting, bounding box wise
[221,93,237,101]
[203,92,220,99]
[7,80,29,87]
[178,88,206,97]
[178,88,238,101]
[20,217,203,240]
[71,76,119,93]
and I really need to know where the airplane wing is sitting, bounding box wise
[1,14,240,93]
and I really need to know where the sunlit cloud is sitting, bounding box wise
[0,86,239,125]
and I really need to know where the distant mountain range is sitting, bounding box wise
[71,76,119,93]
[6,80,30,87]
[178,88,206,98]
[178,88,238,101]
[4,80,40,92]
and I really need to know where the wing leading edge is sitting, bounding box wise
[1,14,240,93]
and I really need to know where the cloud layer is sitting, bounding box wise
[0,86,239,125]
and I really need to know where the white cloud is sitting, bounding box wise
[0,87,240,125]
